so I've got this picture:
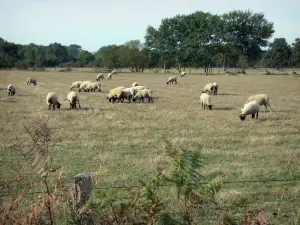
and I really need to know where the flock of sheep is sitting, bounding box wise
[5,70,273,121]
[199,81,272,120]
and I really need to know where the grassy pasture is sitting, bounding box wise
[0,70,300,223]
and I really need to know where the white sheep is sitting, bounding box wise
[111,70,118,75]
[107,87,124,103]
[46,93,61,110]
[200,93,213,110]
[133,89,153,103]
[239,101,260,121]
[7,84,16,96]
[202,83,214,94]
[132,82,139,87]
[245,94,272,112]
[132,85,148,95]
[180,71,186,77]
[96,73,105,81]
[70,81,82,91]
[166,76,178,84]
[27,77,37,86]
[67,91,81,109]
[122,87,135,103]
[85,82,101,92]
[78,81,92,92]
[107,73,112,80]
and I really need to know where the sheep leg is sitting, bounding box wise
[256,112,259,119]
[268,104,273,112]
[264,105,267,113]
[252,113,255,119]
[48,104,51,110]
[69,103,72,110]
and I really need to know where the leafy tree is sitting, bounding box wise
[67,44,81,60]
[263,38,291,69]
[76,50,95,67]
[95,45,121,70]
[222,10,274,64]
[291,38,300,67]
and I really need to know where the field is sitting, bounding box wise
[0,70,300,224]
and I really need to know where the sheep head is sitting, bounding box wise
[239,114,246,121]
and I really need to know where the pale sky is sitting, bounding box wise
[1,0,299,52]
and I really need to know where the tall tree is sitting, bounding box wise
[263,38,291,69]
[95,45,121,70]
[222,10,274,65]
[291,38,300,67]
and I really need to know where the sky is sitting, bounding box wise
[1,0,300,52]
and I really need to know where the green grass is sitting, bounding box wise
[0,70,300,224]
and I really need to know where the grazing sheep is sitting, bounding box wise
[107,73,112,80]
[85,82,101,92]
[107,87,124,103]
[70,81,82,91]
[111,70,118,75]
[132,85,148,95]
[132,82,139,87]
[122,87,135,103]
[245,94,272,112]
[212,82,218,95]
[78,81,92,92]
[166,76,178,84]
[7,84,16,96]
[96,73,105,81]
[292,70,297,75]
[27,77,37,86]
[133,89,153,103]
[67,91,81,109]
[202,83,214,95]
[46,93,61,110]
[239,101,259,121]
[200,93,213,110]
[180,71,186,77]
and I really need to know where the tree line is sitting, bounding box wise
[0,10,299,71]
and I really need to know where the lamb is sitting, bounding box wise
[46,93,61,110]
[122,87,135,103]
[27,77,37,86]
[212,82,218,95]
[85,82,101,92]
[7,84,16,96]
[245,94,272,112]
[200,93,213,110]
[239,101,259,121]
[202,83,214,95]
[180,71,186,77]
[78,81,92,92]
[67,91,81,109]
[132,82,139,87]
[133,89,153,103]
[166,76,178,84]
[107,73,112,80]
[132,85,148,95]
[107,87,124,103]
[96,73,105,81]
[70,81,82,90]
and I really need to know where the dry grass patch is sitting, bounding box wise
[0,70,300,223]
